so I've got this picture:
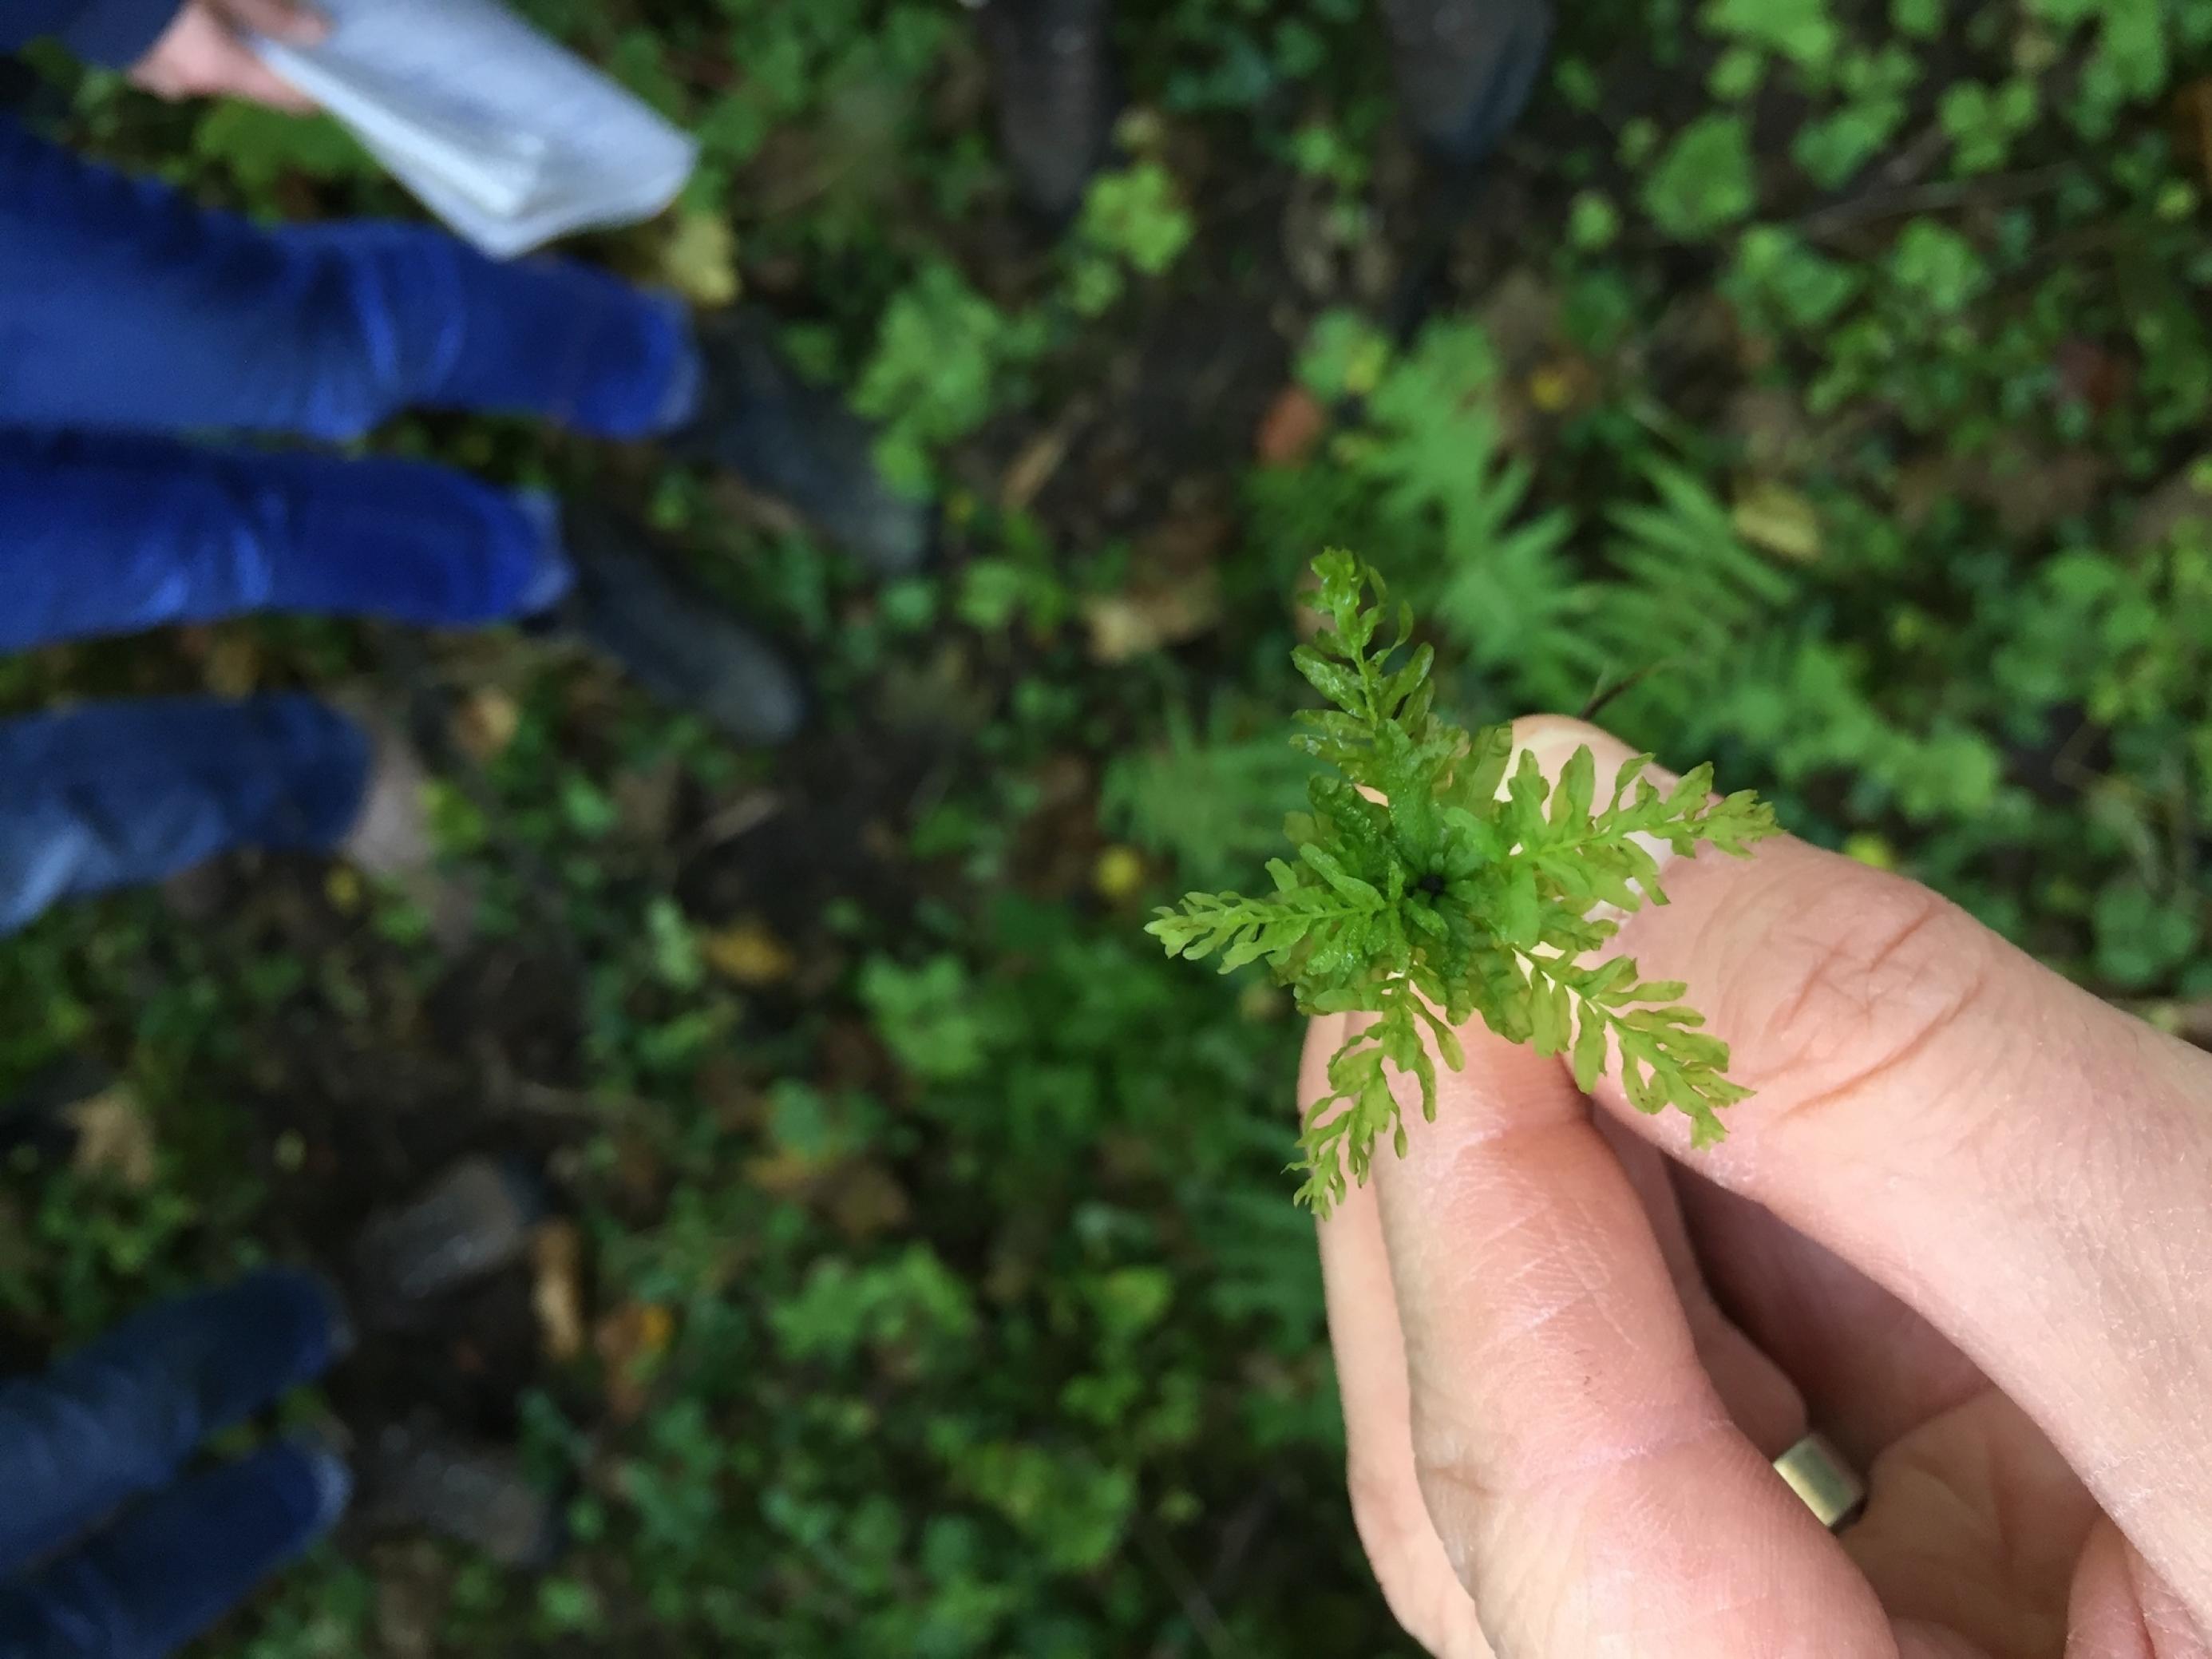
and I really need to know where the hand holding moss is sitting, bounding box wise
[1150,551,1776,1212]
[1313,714,2212,1657]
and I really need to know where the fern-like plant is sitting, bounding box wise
[1148,552,1780,1214]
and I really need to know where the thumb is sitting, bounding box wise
[1514,715,2212,1621]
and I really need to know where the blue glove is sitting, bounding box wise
[0,1270,352,1658]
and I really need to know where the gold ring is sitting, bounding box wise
[1772,1431,1866,1532]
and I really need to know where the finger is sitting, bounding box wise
[0,1270,347,1572]
[1514,715,2212,1609]
[220,0,329,43]
[2070,1520,2212,1659]
[1368,1016,1894,1657]
[1671,1166,1985,1465]
[1308,1016,1496,1659]
[0,1440,350,1657]
[129,23,318,113]
[1314,1020,1819,1653]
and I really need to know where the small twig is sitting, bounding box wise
[680,787,786,858]
[1133,1517,1243,1659]
[904,757,957,828]
[1579,656,1678,723]
[1796,162,2075,244]
[1141,1486,1279,1659]
[1201,1487,1275,1603]
[1873,122,1953,192]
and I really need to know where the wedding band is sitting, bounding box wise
[1772,1432,1866,1532]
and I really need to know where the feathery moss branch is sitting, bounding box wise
[1148,551,1779,1214]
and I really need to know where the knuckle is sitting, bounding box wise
[1718,868,2006,1140]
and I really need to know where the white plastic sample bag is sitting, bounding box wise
[255,0,698,258]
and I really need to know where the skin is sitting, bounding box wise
[1310,714,2212,1659]
[129,0,326,113]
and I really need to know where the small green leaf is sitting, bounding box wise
[1528,972,1570,1054]
[1299,844,1383,904]
[1641,114,1757,240]
[1551,746,1596,830]
[1293,647,1368,716]
[1571,1002,1609,1093]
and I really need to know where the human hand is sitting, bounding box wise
[0,1271,351,1656]
[129,0,326,113]
[1312,714,2212,1657]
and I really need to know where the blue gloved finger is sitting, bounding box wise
[0,1440,351,1659]
[0,1271,349,1574]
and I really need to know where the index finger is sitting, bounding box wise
[1521,716,2212,1613]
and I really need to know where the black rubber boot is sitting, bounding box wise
[1377,0,1553,167]
[350,1155,547,1328]
[668,308,933,576]
[355,1419,564,1569]
[552,508,808,747]
[979,0,1118,221]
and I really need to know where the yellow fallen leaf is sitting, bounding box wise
[744,1145,827,1197]
[326,865,363,914]
[1082,570,1222,663]
[67,1087,156,1190]
[661,210,740,307]
[1001,428,1070,511]
[453,687,520,762]
[1094,845,1146,902]
[1527,361,1580,414]
[1732,480,1822,563]
[702,918,797,988]
[532,1220,588,1363]
[829,1163,912,1241]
